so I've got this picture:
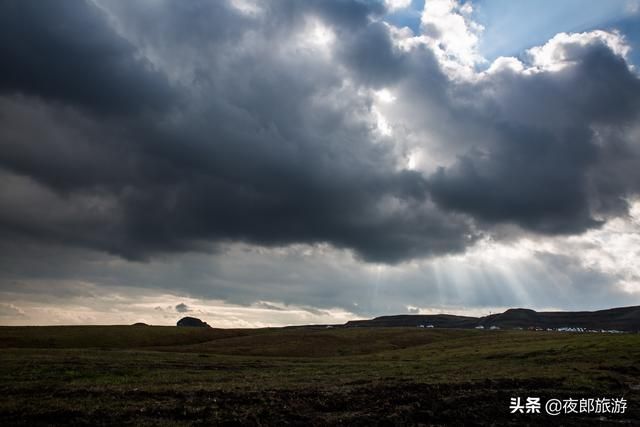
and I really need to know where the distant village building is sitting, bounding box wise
[475,325,484,329]
[558,327,586,333]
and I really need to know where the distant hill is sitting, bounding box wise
[344,306,640,331]
[345,314,478,329]
[481,306,640,331]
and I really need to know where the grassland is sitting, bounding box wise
[1,326,639,425]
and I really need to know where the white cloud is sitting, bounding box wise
[385,0,412,12]
[229,0,262,16]
[298,17,336,53]
[526,30,630,72]
[420,0,485,76]
[0,303,25,318]
[0,284,357,327]
[374,88,397,103]
[484,56,525,74]
[564,200,640,294]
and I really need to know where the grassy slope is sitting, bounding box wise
[0,325,253,348]
[0,326,638,425]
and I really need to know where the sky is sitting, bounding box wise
[1,0,640,326]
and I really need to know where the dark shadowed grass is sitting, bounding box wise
[0,326,638,425]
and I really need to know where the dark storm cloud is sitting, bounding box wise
[0,0,473,264]
[426,38,640,235]
[336,21,408,87]
[0,0,639,268]
[297,0,386,27]
[429,124,601,234]
[0,1,177,115]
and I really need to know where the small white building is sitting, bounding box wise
[475,325,484,329]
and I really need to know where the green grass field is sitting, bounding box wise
[1,326,638,425]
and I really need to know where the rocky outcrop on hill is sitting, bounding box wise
[177,317,211,328]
